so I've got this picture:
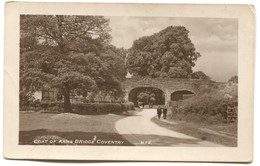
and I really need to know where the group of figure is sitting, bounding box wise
[157,106,168,119]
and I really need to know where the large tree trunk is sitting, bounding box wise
[63,85,72,113]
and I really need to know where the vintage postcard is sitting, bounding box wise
[4,2,254,162]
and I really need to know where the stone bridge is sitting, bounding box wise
[122,77,213,105]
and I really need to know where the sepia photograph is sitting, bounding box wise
[3,2,254,161]
[19,15,238,147]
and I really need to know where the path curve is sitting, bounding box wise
[115,109,224,147]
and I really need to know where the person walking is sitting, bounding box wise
[157,106,162,119]
[162,106,168,119]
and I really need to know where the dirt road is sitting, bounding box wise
[115,109,224,147]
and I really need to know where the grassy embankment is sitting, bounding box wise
[152,82,238,147]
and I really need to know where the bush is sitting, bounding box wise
[169,83,238,124]
[122,102,135,111]
[20,101,135,114]
[72,102,135,114]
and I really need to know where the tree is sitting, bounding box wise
[126,26,201,78]
[137,91,156,104]
[228,75,238,83]
[20,15,126,112]
[137,92,150,103]
[190,71,211,80]
[96,45,127,101]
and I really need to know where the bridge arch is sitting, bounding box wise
[122,78,214,106]
[128,87,165,106]
[170,90,195,101]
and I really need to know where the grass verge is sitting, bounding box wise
[151,116,237,147]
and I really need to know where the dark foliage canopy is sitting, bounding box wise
[126,26,201,78]
[20,15,127,112]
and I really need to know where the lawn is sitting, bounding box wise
[151,116,237,147]
[19,112,133,146]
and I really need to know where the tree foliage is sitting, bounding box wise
[228,75,238,83]
[190,71,211,80]
[137,92,150,103]
[137,91,156,103]
[126,26,201,78]
[20,15,126,112]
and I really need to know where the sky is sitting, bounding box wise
[106,16,238,82]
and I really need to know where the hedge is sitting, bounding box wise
[20,101,135,114]
[168,83,238,124]
[169,98,237,124]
